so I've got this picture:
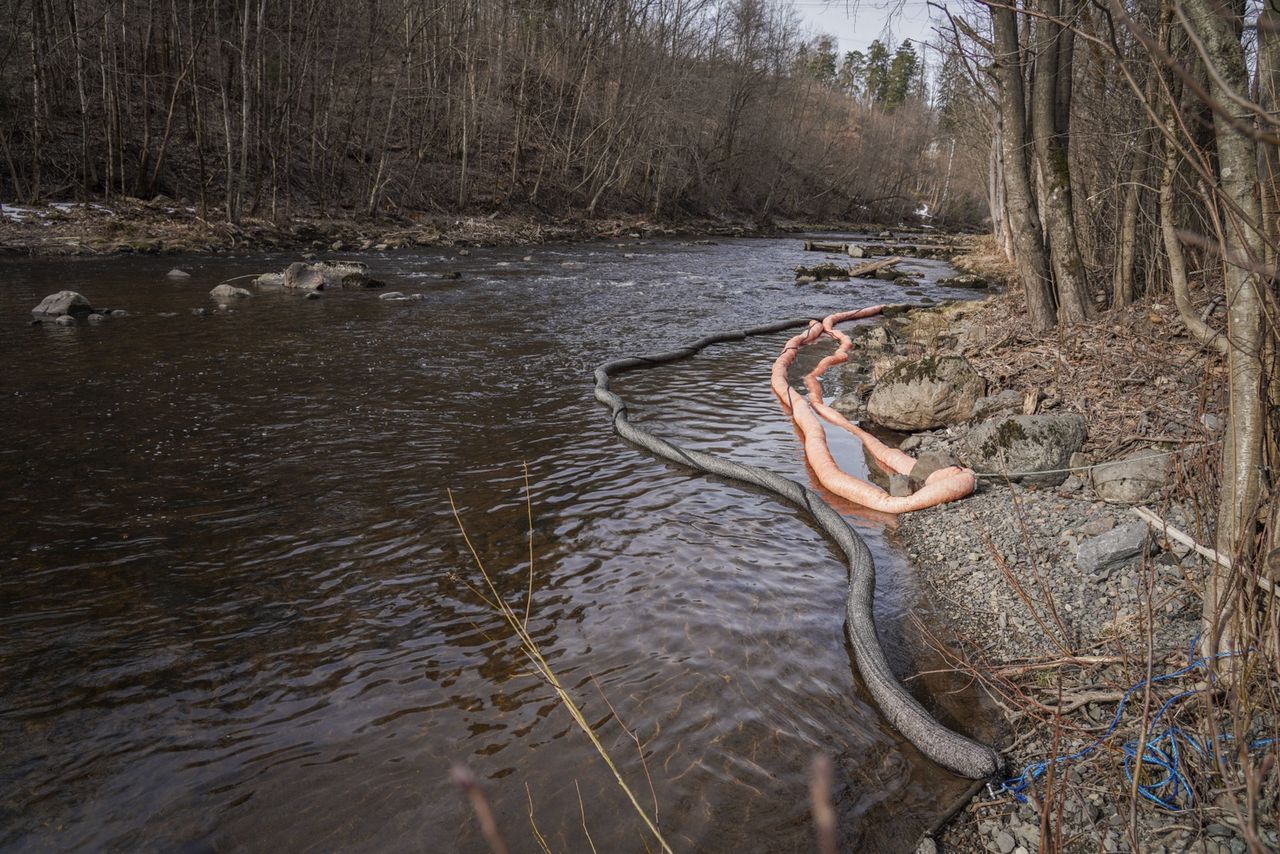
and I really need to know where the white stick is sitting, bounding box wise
[1131,506,1276,597]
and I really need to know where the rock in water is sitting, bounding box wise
[378,291,407,301]
[254,273,285,290]
[1091,448,1172,504]
[1076,522,1154,573]
[167,268,192,279]
[889,473,914,497]
[209,284,251,300]
[54,315,76,326]
[282,260,375,291]
[866,355,986,431]
[910,451,959,485]
[32,291,93,318]
[962,414,1087,486]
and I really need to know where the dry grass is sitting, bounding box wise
[447,469,672,854]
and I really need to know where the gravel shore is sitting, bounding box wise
[872,255,1276,853]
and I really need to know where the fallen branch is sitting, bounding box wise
[849,255,902,278]
[1133,507,1277,603]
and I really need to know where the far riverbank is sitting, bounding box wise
[0,196,966,257]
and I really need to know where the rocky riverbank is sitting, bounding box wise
[849,242,1275,853]
[0,196,926,256]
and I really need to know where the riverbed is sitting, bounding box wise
[0,236,992,851]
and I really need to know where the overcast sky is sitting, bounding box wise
[789,0,938,58]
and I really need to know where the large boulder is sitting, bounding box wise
[210,283,251,300]
[866,355,986,431]
[32,291,93,318]
[1091,448,1172,504]
[962,413,1087,486]
[282,260,376,291]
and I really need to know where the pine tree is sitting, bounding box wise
[805,35,838,84]
[884,40,920,107]
[840,49,866,98]
[864,39,892,104]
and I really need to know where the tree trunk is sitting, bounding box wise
[1112,124,1151,307]
[1183,0,1269,650]
[1030,0,1092,323]
[992,1,1056,330]
[1160,125,1228,355]
[1259,0,1280,270]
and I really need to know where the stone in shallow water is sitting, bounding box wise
[32,290,93,318]
[209,284,251,300]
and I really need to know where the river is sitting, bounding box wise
[0,235,993,852]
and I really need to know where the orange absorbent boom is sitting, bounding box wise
[771,306,977,513]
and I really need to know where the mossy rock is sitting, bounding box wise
[962,414,1087,485]
[866,355,986,431]
[794,262,850,281]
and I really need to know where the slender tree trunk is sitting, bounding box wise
[1183,0,1269,649]
[1112,132,1148,307]
[29,1,42,202]
[1160,125,1228,355]
[1259,0,1280,270]
[1031,0,1092,323]
[992,1,1056,330]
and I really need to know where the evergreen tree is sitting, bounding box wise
[935,46,972,135]
[840,50,866,98]
[805,35,838,84]
[884,40,920,107]
[864,39,892,103]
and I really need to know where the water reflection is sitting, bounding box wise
[0,237,992,851]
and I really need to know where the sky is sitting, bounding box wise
[789,0,939,58]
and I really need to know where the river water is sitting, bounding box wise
[0,235,993,852]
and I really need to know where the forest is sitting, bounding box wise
[0,0,978,225]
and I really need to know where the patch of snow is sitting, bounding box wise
[2,204,39,222]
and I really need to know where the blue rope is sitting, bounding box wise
[993,639,1278,811]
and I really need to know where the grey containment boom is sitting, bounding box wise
[593,314,1003,780]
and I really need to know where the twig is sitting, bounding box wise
[525,782,552,854]
[575,779,598,854]
[1026,690,1127,716]
[994,656,1125,677]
